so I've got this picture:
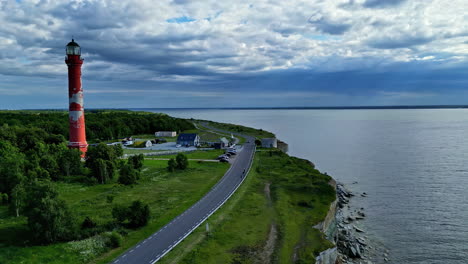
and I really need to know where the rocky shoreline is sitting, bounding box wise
[335,183,389,264]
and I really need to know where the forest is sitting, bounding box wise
[0,110,194,244]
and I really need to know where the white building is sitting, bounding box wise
[145,140,153,148]
[155,131,177,137]
[261,138,277,148]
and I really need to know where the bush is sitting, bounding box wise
[82,216,97,229]
[175,153,188,170]
[1,193,8,204]
[111,200,150,228]
[105,231,123,248]
[167,158,176,172]
[128,200,150,228]
[118,163,139,185]
[128,154,144,170]
[106,195,114,204]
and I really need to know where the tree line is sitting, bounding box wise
[0,110,193,244]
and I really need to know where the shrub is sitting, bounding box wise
[118,163,139,185]
[82,216,97,229]
[167,158,176,172]
[1,193,8,204]
[128,200,150,228]
[111,200,150,228]
[106,195,114,204]
[128,154,144,170]
[175,153,189,170]
[105,231,123,248]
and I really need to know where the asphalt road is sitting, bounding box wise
[112,133,255,264]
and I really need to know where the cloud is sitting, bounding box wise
[0,0,466,108]
[363,0,407,8]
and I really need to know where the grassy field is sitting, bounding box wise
[0,159,229,264]
[158,150,335,264]
[122,148,166,155]
[153,149,225,160]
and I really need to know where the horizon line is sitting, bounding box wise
[13,104,468,111]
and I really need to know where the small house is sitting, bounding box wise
[155,131,177,137]
[213,137,230,149]
[177,133,200,147]
[261,138,277,148]
[220,137,230,148]
[144,140,153,148]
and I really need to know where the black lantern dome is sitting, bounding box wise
[66,39,81,55]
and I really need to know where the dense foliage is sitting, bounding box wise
[0,110,194,142]
[112,200,150,228]
[167,153,189,172]
[0,110,192,245]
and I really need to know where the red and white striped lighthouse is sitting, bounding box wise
[65,39,87,156]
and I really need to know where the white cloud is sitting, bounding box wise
[0,0,466,82]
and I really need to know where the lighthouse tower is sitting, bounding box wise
[65,39,87,156]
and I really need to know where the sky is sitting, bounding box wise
[0,0,467,109]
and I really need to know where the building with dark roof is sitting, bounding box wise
[177,133,200,147]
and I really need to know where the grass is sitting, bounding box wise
[158,150,335,264]
[132,134,177,142]
[122,148,163,155]
[154,149,225,160]
[0,159,229,264]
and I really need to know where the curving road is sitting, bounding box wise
[112,130,255,264]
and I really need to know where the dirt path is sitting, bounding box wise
[256,182,278,264]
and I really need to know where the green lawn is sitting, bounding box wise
[122,148,164,155]
[154,149,225,160]
[0,159,229,264]
[158,150,335,264]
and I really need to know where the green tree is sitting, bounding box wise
[86,143,118,183]
[23,180,77,243]
[56,145,83,177]
[128,154,144,170]
[10,183,25,217]
[112,200,150,228]
[167,158,176,172]
[0,141,25,195]
[112,204,129,224]
[175,153,189,170]
[128,200,150,228]
[118,163,139,185]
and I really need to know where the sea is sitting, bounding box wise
[139,108,468,264]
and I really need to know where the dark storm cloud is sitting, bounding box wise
[363,0,407,8]
[367,35,434,49]
[307,15,351,35]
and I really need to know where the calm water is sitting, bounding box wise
[143,109,468,264]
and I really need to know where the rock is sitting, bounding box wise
[353,225,364,233]
[357,237,367,246]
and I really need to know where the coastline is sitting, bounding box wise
[315,180,390,264]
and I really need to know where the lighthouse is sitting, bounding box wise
[65,39,87,156]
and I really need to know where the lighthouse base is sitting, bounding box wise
[68,142,88,157]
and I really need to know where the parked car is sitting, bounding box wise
[219,157,229,163]
[217,155,229,160]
